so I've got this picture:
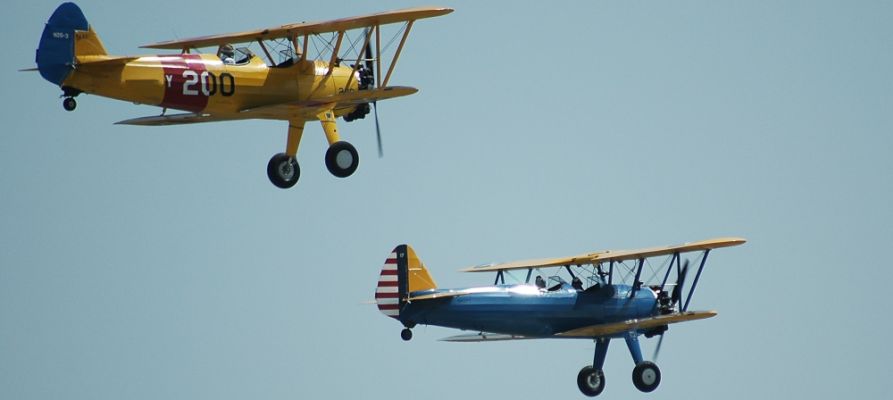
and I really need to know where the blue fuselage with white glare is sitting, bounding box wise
[400,283,658,337]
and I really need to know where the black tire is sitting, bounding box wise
[266,153,300,189]
[400,328,413,341]
[324,141,359,178]
[632,361,661,392]
[63,97,77,111]
[577,366,605,397]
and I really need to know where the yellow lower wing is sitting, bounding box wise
[556,310,717,338]
[116,86,418,126]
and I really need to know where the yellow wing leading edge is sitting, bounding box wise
[140,7,454,50]
[462,237,747,273]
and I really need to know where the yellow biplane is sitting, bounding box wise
[30,2,452,188]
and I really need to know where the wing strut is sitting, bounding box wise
[682,250,711,311]
[630,258,644,298]
[659,252,680,291]
[345,27,375,89]
[326,31,345,76]
[381,21,413,87]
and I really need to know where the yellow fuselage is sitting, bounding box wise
[65,54,360,116]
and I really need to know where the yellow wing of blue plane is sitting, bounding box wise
[461,237,747,272]
[440,311,717,341]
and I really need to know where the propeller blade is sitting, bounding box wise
[365,41,374,73]
[373,102,383,158]
[671,260,690,307]
[653,333,665,361]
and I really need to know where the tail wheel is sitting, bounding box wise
[632,361,661,392]
[324,141,359,178]
[577,366,605,397]
[400,328,413,341]
[267,153,300,189]
[63,97,77,111]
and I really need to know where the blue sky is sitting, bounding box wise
[2,1,891,399]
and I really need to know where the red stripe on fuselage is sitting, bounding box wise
[160,54,210,112]
[380,270,398,275]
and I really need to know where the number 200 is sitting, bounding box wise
[182,70,235,97]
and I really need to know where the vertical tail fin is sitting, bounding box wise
[37,2,107,86]
[375,244,437,319]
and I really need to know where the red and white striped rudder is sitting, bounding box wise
[375,246,402,318]
[374,244,437,319]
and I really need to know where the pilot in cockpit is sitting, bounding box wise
[219,44,236,65]
[535,275,546,290]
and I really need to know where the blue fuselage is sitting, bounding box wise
[400,283,658,337]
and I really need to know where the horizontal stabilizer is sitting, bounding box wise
[76,55,138,67]
[556,310,717,338]
[407,290,468,302]
[441,332,531,342]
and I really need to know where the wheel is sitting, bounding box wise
[63,97,77,111]
[577,366,605,397]
[266,153,300,189]
[400,328,413,341]
[324,141,359,178]
[632,361,661,392]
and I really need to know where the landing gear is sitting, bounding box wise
[62,97,77,111]
[577,366,605,397]
[325,141,359,178]
[400,328,413,341]
[632,361,661,392]
[267,153,300,188]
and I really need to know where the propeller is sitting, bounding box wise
[653,332,666,361]
[670,259,690,309]
[652,259,691,361]
[364,39,384,158]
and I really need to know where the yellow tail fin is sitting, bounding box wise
[405,245,437,293]
[75,26,107,58]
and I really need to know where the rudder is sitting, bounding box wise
[375,244,437,319]
[37,2,107,86]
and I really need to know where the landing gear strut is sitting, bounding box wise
[578,337,610,397]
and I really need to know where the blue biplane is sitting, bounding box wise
[374,237,745,396]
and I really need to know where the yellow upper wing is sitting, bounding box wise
[462,237,747,273]
[141,7,453,50]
